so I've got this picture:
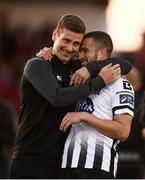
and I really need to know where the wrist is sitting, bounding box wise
[81,112,91,122]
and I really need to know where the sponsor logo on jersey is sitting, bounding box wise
[75,97,94,113]
[120,94,134,105]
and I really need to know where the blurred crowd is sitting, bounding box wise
[0,11,145,178]
[0,11,54,178]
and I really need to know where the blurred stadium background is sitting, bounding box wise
[0,0,145,178]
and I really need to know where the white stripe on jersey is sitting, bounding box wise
[61,132,71,168]
[113,141,119,177]
[115,108,134,117]
[71,131,81,167]
[101,138,113,172]
[85,135,96,168]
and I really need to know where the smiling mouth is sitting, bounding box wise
[62,50,73,57]
[63,54,71,58]
[80,58,87,62]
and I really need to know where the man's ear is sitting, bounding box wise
[98,48,107,60]
[52,29,58,41]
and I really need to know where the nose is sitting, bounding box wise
[66,44,74,52]
[79,51,85,59]
[79,52,86,64]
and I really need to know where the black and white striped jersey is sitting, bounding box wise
[61,77,135,176]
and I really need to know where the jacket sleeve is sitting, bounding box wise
[85,57,132,78]
[23,58,105,107]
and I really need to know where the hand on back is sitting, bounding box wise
[36,47,52,61]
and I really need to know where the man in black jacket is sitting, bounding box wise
[10,14,131,178]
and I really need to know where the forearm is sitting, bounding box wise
[83,113,129,141]
[85,57,132,78]
[48,76,105,106]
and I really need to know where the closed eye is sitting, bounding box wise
[63,38,70,43]
[73,42,80,46]
[80,47,89,53]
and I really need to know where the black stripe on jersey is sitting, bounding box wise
[66,136,75,168]
[78,135,88,167]
[109,139,117,175]
[112,105,134,115]
[93,141,103,169]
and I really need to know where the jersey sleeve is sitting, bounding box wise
[23,57,106,107]
[111,78,135,117]
[85,57,132,78]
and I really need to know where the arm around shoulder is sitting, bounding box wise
[23,57,106,107]
[85,57,132,77]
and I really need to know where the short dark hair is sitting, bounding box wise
[84,31,113,56]
[56,14,86,34]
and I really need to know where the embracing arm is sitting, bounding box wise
[69,57,131,86]
[23,57,105,107]
[85,57,132,78]
[60,112,132,141]
[36,48,123,86]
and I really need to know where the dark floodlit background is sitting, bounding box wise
[0,0,145,178]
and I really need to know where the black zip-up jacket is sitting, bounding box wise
[11,55,131,177]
